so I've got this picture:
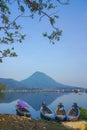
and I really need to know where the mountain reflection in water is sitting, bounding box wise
[0,91,65,110]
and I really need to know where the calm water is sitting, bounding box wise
[0,92,87,119]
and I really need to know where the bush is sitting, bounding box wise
[79,107,87,120]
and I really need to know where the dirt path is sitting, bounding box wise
[63,121,87,130]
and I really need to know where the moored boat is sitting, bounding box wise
[40,102,55,119]
[16,100,31,117]
[67,103,80,121]
[55,103,66,121]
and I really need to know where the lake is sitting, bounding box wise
[0,92,87,119]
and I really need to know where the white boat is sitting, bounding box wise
[40,105,55,119]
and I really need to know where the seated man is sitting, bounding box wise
[57,102,65,114]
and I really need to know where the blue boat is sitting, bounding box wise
[67,103,80,121]
[40,102,55,119]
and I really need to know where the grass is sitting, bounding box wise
[0,114,74,130]
[79,107,87,120]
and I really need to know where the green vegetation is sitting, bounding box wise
[79,107,87,120]
[0,83,6,91]
[0,83,6,100]
[0,93,6,100]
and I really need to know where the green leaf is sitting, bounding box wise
[43,33,47,37]
[54,15,59,19]
[50,18,55,25]
[11,47,14,50]
[6,49,10,54]
[0,58,2,63]
[57,30,62,36]
[10,52,17,57]
[21,35,26,40]
[48,3,55,9]
[20,6,25,12]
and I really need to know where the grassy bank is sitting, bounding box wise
[0,114,74,130]
[79,107,87,120]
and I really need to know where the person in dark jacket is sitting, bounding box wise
[58,102,64,110]
[57,102,65,114]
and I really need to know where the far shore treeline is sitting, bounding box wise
[0,83,6,91]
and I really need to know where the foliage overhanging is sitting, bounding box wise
[0,0,69,62]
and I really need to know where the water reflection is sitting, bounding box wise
[0,93,6,100]
[49,92,87,111]
[0,92,66,110]
[0,92,87,119]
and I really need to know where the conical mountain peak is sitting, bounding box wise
[20,71,66,89]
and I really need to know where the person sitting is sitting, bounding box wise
[57,102,65,114]
[42,101,47,111]
[73,103,78,108]
[17,105,22,110]
[58,102,64,109]
[72,103,78,116]
[42,101,46,107]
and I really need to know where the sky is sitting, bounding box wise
[0,0,87,88]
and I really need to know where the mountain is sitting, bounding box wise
[20,71,77,90]
[0,78,24,90]
[0,72,80,90]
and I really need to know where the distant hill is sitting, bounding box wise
[0,78,24,90]
[0,71,80,90]
[20,71,78,90]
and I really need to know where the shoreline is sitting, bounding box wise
[0,113,74,130]
[63,121,87,130]
[0,113,87,130]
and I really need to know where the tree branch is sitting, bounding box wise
[25,0,51,19]
[0,14,23,30]
[57,0,69,5]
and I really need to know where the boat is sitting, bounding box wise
[40,102,55,119]
[16,100,31,117]
[55,103,66,121]
[67,103,80,121]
